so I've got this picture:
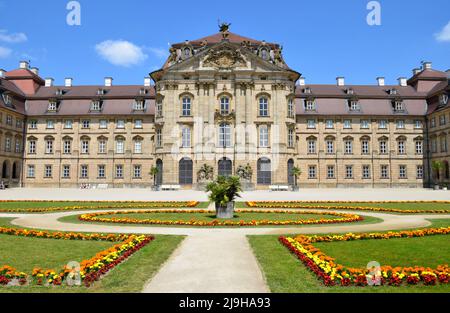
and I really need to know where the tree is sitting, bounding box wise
[150,166,160,188]
[291,166,302,187]
[432,160,444,185]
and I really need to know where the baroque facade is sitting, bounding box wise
[0,27,449,189]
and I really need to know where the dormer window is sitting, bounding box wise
[139,88,148,96]
[134,99,145,111]
[440,94,449,105]
[348,100,360,112]
[304,100,316,111]
[388,88,398,95]
[304,87,312,94]
[2,93,12,105]
[392,100,404,112]
[90,100,103,112]
[97,88,107,95]
[55,89,66,96]
[47,100,59,112]
[346,88,354,95]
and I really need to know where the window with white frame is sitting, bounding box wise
[6,115,12,125]
[46,120,54,129]
[431,138,437,153]
[182,96,192,116]
[396,120,405,129]
[288,128,294,148]
[378,120,387,129]
[116,138,125,154]
[345,165,353,178]
[305,100,315,111]
[398,140,406,154]
[417,165,424,179]
[440,136,448,152]
[47,100,58,112]
[431,118,436,128]
[134,100,145,111]
[63,140,71,154]
[362,165,371,179]
[327,165,335,179]
[360,120,369,129]
[29,120,37,129]
[414,120,422,129]
[399,165,407,179]
[44,165,52,178]
[343,119,352,129]
[81,140,89,154]
[361,140,370,154]
[134,119,143,129]
[348,100,360,111]
[15,139,21,153]
[393,101,404,112]
[98,165,105,178]
[90,100,102,112]
[133,165,142,178]
[415,140,423,154]
[181,127,191,148]
[379,140,387,154]
[98,139,107,154]
[27,165,35,178]
[439,115,446,126]
[45,139,54,154]
[80,165,88,178]
[81,120,90,129]
[259,125,269,148]
[325,120,334,129]
[64,120,73,129]
[62,165,70,178]
[308,165,316,179]
[115,165,123,178]
[156,99,163,117]
[220,97,230,115]
[326,140,334,154]
[287,99,294,117]
[259,97,269,116]
[344,140,353,154]
[16,119,22,128]
[134,139,142,154]
[156,129,162,147]
[28,140,36,154]
[307,119,316,129]
[116,119,125,129]
[218,123,231,148]
[307,139,316,154]
[4,137,11,152]
[99,119,108,129]
[381,165,389,179]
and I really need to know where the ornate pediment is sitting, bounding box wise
[203,46,246,69]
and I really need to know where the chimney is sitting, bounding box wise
[144,77,151,87]
[30,67,39,75]
[336,77,345,86]
[45,78,54,87]
[398,77,407,87]
[376,77,385,86]
[412,68,421,76]
[298,77,306,86]
[65,78,73,87]
[19,61,29,69]
[0,69,5,78]
[422,61,432,70]
[104,77,113,87]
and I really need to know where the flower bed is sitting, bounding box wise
[279,227,450,287]
[246,201,450,214]
[0,227,154,287]
[78,209,363,227]
[0,201,199,213]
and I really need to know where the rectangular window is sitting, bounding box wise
[344,140,353,154]
[360,120,369,129]
[288,128,294,148]
[287,99,294,117]
[305,100,315,111]
[415,141,423,154]
[396,120,405,129]
[378,120,387,129]
[99,119,108,129]
[431,118,436,128]
[116,140,125,154]
[44,165,52,178]
[81,120,90,129]
[81,140,89,154]
[325,120,334,129]
[218,124,232,148]
[182,97,192,116]
[134,100,145,111]
[15,139,21,153]
[343,119,352,129]
[416,165,424,179]
[63,140,71,154]
[440,115,446,126]
[6,115,12,125]
[399,165,407,179]
[133,165,142,178]
[29,120,37,129]
[259,126,269,148]
[156,100,163,117]
[398,141,406,155]
[5,137,11,152]
[361,140,370,155]
[116,120,125,129]
[46,120,54,129]
[156,129,162,148]
[62,165,70,178]
[379,141,387,154]
[28,141,36,154]
[80,165,88,178]
[307,140,316,154]
[440,136,448,152]
[64,120,73,129]
[414,120,422,129]
[134,119,143,129]
[48,101,58,112]
[182,127,191,148]
[45,140,53,154]
[308,165,316,179]
[307,119,316,129]
[259,97,269,116]
[381,165,389,179]
[98,140,107,154]
[134,140,142,154]
[327,165,335,179]
[345,165,353,179]
[362,165,371,179]
[98,165,105,178]
[90,100,102,111]
[431,138,437,153]
[115,165,123,178]
[27,165,35,178]
[326,140,334,154]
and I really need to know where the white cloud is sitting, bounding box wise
[0,46,12,58]
[0,29,27,43]
[95,40,148,67]
[435,21,450,42]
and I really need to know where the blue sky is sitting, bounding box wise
[0,0,449,86]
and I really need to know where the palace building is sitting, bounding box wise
[0,27,449,189]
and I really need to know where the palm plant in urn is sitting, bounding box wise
[206,176,242,219]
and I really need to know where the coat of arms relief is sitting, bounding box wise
[203,46,246,69]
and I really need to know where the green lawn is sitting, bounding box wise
[248,218,450,293]
[239,201,450,212]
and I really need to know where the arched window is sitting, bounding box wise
[259,126,269,147]
[156,159,163,185]
[2,160,9,179]
[257,158,271,185]
[182,97,191,116]
[12,162,19,180]
[220,97,230,115]
[287,159,295,186]
[218,123,231,148]
[218,158,232,177]
[179,158,193,185]
[259,97,269,116]
[181,127,191,148]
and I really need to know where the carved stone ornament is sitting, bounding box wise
[203,46,246,69]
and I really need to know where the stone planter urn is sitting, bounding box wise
[215,201,235,219]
